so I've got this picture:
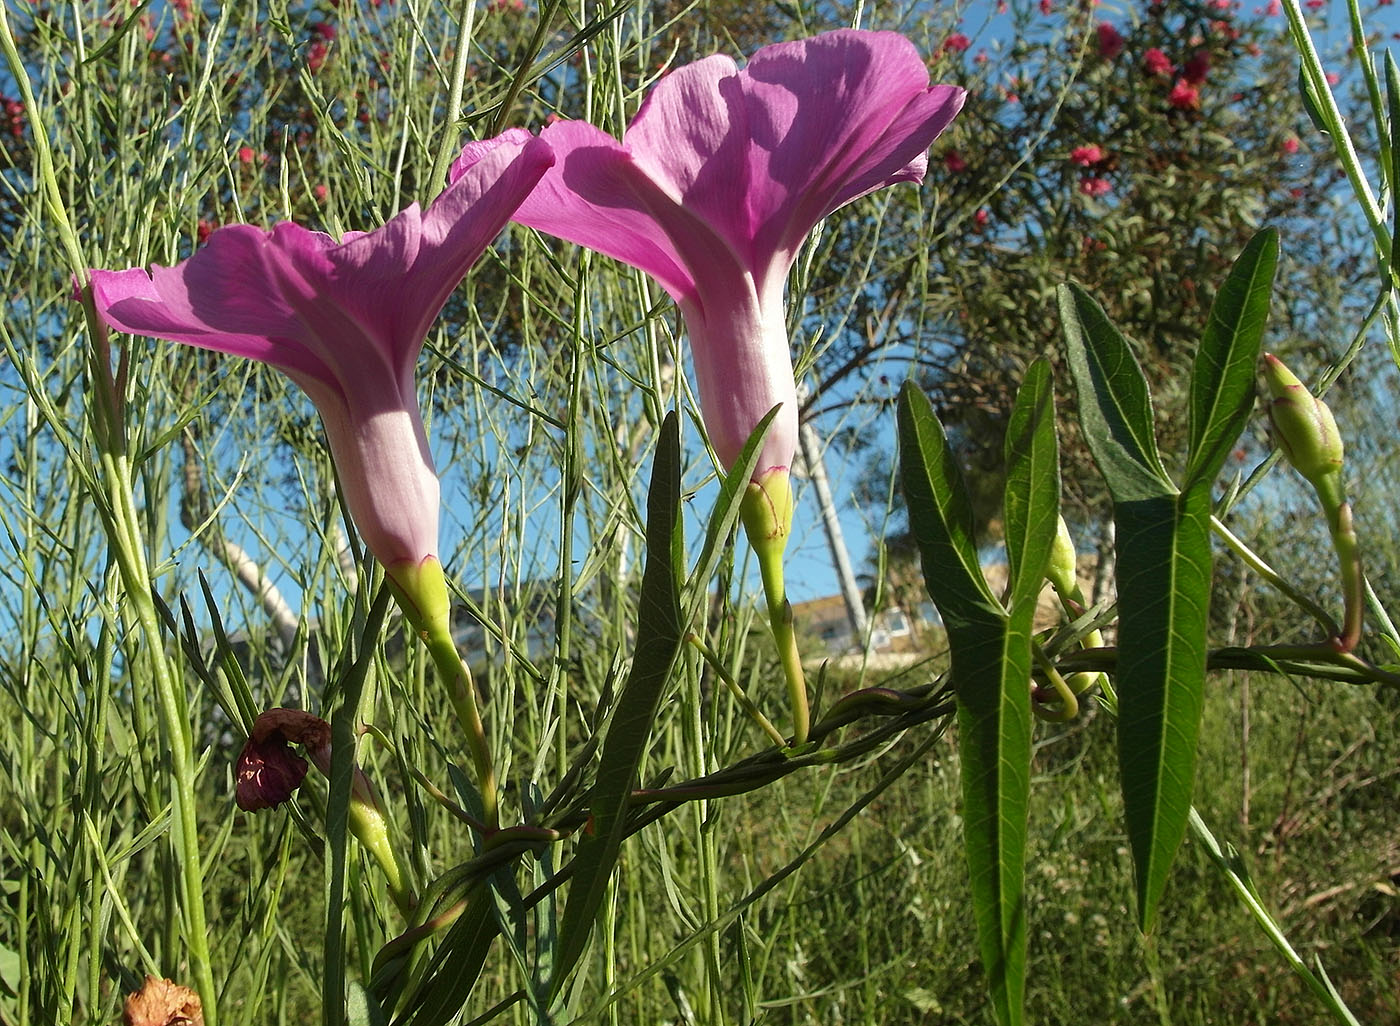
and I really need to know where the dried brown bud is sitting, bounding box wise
[123,975,203,1026]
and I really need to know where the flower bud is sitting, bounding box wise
[1045,516,1079,598]
[1262,353,1343,490]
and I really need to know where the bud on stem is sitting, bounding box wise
[739,469,809,746]
[1261,354,1362,651]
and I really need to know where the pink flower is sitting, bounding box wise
[1168,79,1201,109]
[943,33,971,55]
[1079,176,1112,197]
[944,149,968,173]
[1097,23,1124,60]
[1305,0,1324,9]
[313,183,329,201]
[92,136,554,584]
[1281,136,1299,155]
[1143,48,1174,76]
[237,145,255,164]
[464,30,964,481]
[974,207,989,226]
[1263,0,1281,12]
[1070,144,1106,166]
[307,41,329,72]
[1040,0,1052,13]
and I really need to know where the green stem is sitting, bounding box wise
[424,631,500,831]
[1211,515,1341,639]
[685,633,788,748]
[1282,0,1390,263]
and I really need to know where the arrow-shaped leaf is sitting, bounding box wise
[897,382,1030,1026]
[1061,288,1216,932]
[1113,484,1213,932]
[1058,284,1174,503]
[1185,228,1279,486]
[1003,359,1061,613]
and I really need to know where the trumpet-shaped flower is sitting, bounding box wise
[91,137,554,606]
[455,31,963,745]
[454,29,965,484]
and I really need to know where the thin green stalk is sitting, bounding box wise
[1187,809,1363,1026]
[1282,0,1390,263]
[428,0,480,193]
[0,9,220,1020]
[1211,515,1340,638]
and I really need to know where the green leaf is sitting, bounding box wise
[1060,284,1219,930]
[897,382,1030,1026]
[687,404,781,619]
[1058,284,1175,502]
[1297,62,1331,136]
[550,412,685,998]
[347,983,388,1026]
[1185,228,1279,486]
[1386,53,1400,270]
[1114,482,1214,932]
[400,886,500,1026]
[894,383,1000,624]
[1002,359,1061,612]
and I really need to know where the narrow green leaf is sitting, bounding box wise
[1002,359,1061,612]
[326,587,394,1026]
[1058,284,1174,502]
[1185,228,1279,486]
[1297,62,1330,136]
[897,382,1030,1026]
[894,382,1000,623]
[1060,284,1217,931]
[399,886,500,1026]
[687,404,781,618]
[1114,481,1214,932]
[1386,52,1400,267]
[550,413,685,997]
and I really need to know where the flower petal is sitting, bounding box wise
[736,30,966,273]
[497,120,700,301]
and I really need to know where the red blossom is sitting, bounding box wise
[1070,144,1106,167]
[1281,136,1299,155]
[1039,0,1052,13]
[1168,79,1201,110]
[196,219,215,244]
[311,20,336,40]
[942,33,971,55]
[1079,176,1112,197]
[236,145,255,164]
[974,207,989,226]
[314,183,329,202]
[1143,47,1174,76]
[944,150,967,173]
[1096,22,1124,60]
